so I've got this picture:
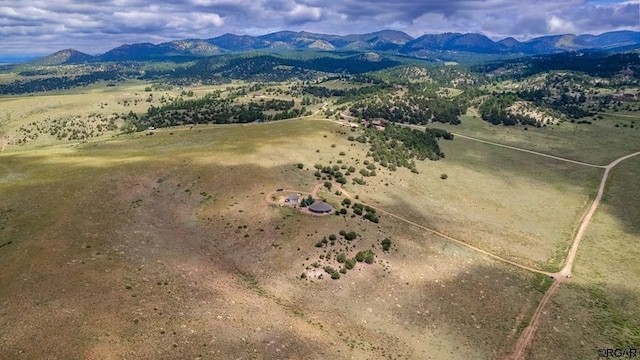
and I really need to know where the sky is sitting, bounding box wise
[0,0,639,56]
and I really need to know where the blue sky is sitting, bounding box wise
[0,0,638,56]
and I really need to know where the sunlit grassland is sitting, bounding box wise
[427,111,640,166]
[0,73,20,84]
[344,132,602,269]
[0,82,255,146]
[0,82,157,130]
[528,156,640,360]
[0,118,550,359]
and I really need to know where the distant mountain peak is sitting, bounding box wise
[30,29,640,64]
[497,37,521,47]
[32,49,94,66]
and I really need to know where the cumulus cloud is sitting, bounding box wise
[0,0,637,56]
[547,15,578,34]
[285,4,322,25]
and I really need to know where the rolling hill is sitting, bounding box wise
[32,49,95,66]
[24,29,640,65]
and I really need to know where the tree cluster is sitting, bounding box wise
[351,124,452,173]
[133,93,305,130]
[347,84,466,125]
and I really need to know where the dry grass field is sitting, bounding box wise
[324,126,602,270]
[1,118,553,359]
[525,156,640,360]
[1,82,639,359]
[0,81,251,146]
[428,111,640,166]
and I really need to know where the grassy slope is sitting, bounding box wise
[528,156,640,359]
[344,130,601,269]
[1,75,636,358]
[0,81,247,147]
[427,112,640,166]
[0,119,550,359]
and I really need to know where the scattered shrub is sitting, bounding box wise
[381,238,392,252]
[324,266,340,279]
[355,250,375,264]
[344,231,357,241]
[345,258,356,269]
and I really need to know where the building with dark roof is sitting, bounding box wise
[308,201,333,214]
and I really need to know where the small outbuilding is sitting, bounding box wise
[308,201,334,214]
[285,194,300,204]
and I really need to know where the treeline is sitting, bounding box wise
[302,83,393,100]
[475,52,640,80]
[479,88,594,126]
[370,64,485,87]
[167,54,400,85]
[132,93,306,130]
[303,86,348,98]
[0,72,125,95]
[349,97,464,125]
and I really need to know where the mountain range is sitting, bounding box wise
[34,30,640,65]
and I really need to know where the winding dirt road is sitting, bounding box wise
[269,117,640,359]
[559,151,640,277]
[506,151,640,360]
[266,179,554,277]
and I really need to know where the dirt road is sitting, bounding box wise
[559,151,640,277]
[332,118,606,168]
[506,151,640,360]
[266,179,554,277]
[394,122,606,168]
[450,133,605,168]
[507,280,561,360]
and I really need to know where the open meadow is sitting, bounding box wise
[348,135,602,270]
[1,117,559,359]
[1,75,639,360]
[428,111,639,166]
[403,107,640,359]
[526,156,640,360]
